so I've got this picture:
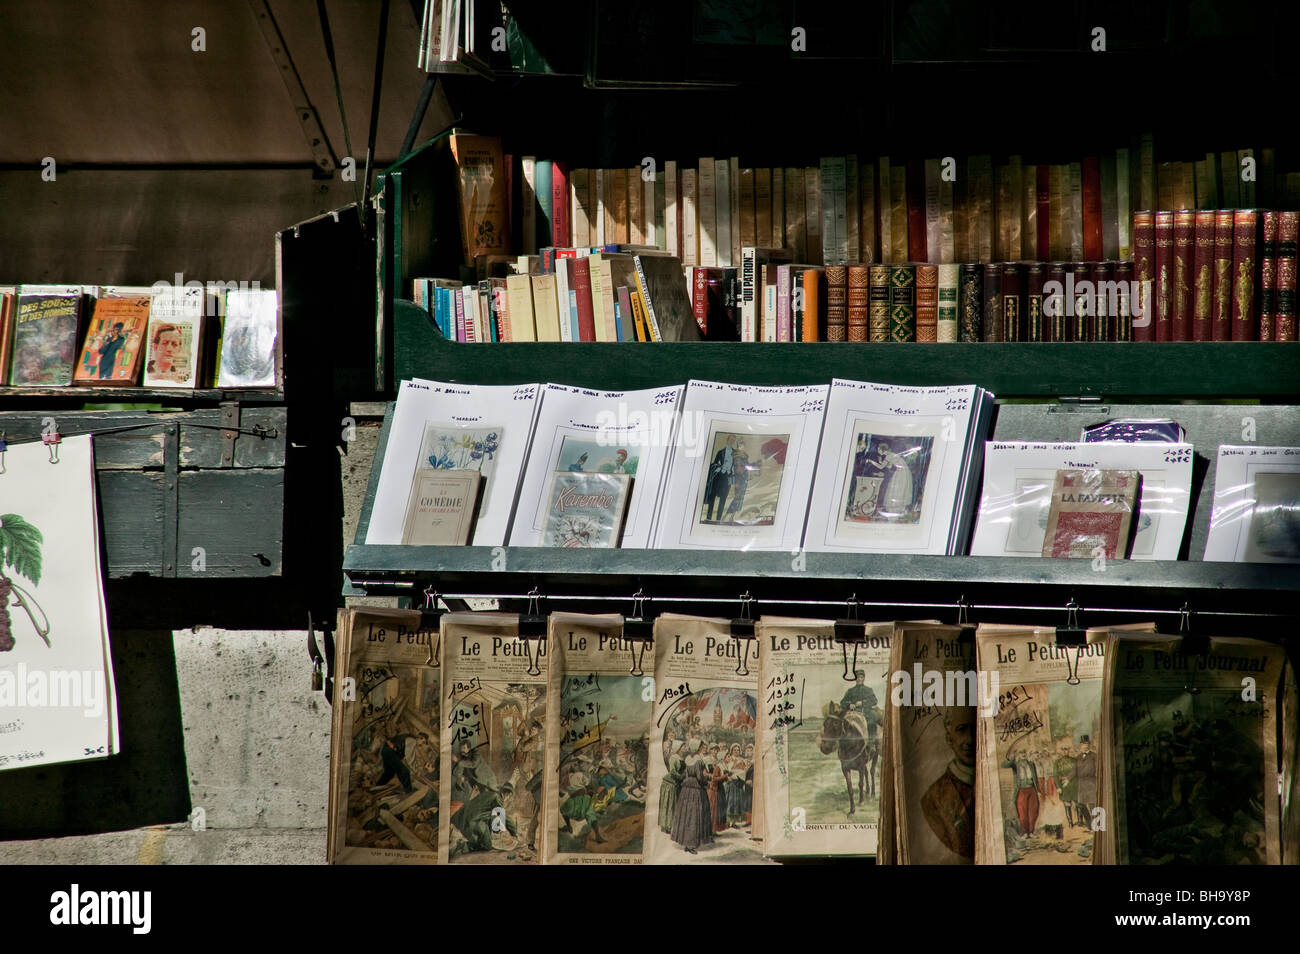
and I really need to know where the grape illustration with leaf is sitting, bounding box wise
[0,514,50,652]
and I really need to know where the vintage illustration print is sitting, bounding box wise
[1243,471,1300,562]
[696,427,789,528]
[841,430,933,524]
[416,424,501,476]
[556,435,639,476]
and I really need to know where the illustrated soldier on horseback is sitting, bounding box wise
[817,670,882,814]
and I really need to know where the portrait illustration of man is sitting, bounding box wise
[920,707,976,859]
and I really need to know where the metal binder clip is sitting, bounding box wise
[1056,598,1086,647]
[956,595,976,641]
[421,585,444,667]
[519,586,547,676]
[42,431,61,464]
[834,594,868,682]
[730,592,757,676]
[1178,602,1208,658]
[622,589,654,677]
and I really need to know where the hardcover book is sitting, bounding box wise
[846,264,869,342]
[915,263,938,342]
[888,264,916,342]
[1231,209,1258,340]
[1131,210,1155,341]
[327,608,439,864]
[937,263,959,342]
[1171,210,1195,341]
[1191,210,1217,342]
[74,294,149,384]
[1259,211,1279,342]
[868,264,891,342]
[824,265,848,342]
[401,469,481,545]
[981,263,1002,342]
[1278,211,1298,341]
[439,613,548,864]
[543,613,654,864]
[999,262,1022,342]
[1039,469,1140,559]
[958,264,982,342]
[1154,211,1174,340]
[633,254,698,341]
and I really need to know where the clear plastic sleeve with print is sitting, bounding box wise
[971,441,1193,561]
[438,613,549,865]
[643,614,770,864]
[1039,468,1139,559]
[757,617,892,858]
[543,612,655,865]
[1204,445,1300,563]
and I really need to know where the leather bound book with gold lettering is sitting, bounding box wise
[1025,261,1046,342]
[1047,262,1068,342]
[1154,211,1175,341]
[846,264,870,342]
[1114,261,1135,341]
[981,262,1002,342]
[937,263,959,342]
[1191,211,1216,341]
[999,261,1023,342]
[1212,209,1235,341]
[1071,262,1091,343]
[1172,210,1195,341]
[958,263,982,342]
[1131,210,1156,342]
[888,264,916,342]
[825,264,849,342]
[1231,209,1259,340]
[1276,211,1298,341]
[1092,261,1113,342]
[915,263,938,342]
[1258,211,1278,342]
[868,264,891,342]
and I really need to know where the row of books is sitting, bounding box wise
[329,607,1298,865]
[364,378,1298,564]
[0,284,279,389]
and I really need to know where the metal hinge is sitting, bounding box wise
[220,402,240,468]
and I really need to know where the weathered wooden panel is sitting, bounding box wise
[98,470,166,576]
[177,469,285,577]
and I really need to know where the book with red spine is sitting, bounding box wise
[1131,211,1155,341]
[1171,210,1195,341]
[1026,262,1046,342]
[999,261,1023,341]
[847,264,870,342]
[907,158,928,263]
[1154,211,1175,341]
[1091,261,1113,341]
[1082,157,1103,260]
[1046,262,1067,342]
[1114,261,1135,341]
[915,264,939,342]
[1231,210,1259,340]
[570,257,597,342]
[551,161,570,247]
[1036,166,1051,261]
[691,266,707,335]
[1071,262,1091,342]
[1212,209,1234,341]
[1258,211,1278,342]
[824,265,848,342]
[1191,211,1216,341]
[1276,211,1298,341]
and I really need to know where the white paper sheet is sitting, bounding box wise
[1204,445,1300,563]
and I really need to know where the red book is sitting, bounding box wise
[847,265,869,342]
[691,266,708,335]
[1231,210,1259,340]
[907,158,927,263]
[1190,211,1216,342]
[1171,210,1195,341]
[1258,211,1277,341]
[1211,209,1234,341]
[1276,211,1298,341]
[1132,211,1155,341]
[1082,157,1103,260]
[570,257,596,341]
[1036,166,1051,261]
[551,161,570,247]
[1154,211,1175,341]
[915,264,938,342]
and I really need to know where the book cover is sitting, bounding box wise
[847,264,870,342]
[1071,262,1091,343]
[1232,209,1259,340]
[541,472,632,547]
[74,294,150,385]
[1040,469,1139,559]
[868,264,891,342]
[450,133,508,265]
[915,263,938,343]
[9,285,83,386]
[401,469,482,545]
[0,289,14,382]
[143,286,205,388]
[530,274,561,341]
[216,288,278,387]
[505,273,536,342]
[825,265,849,342]
[888,264,916,343]
[1259,211,1278,342]
[634,254,698,342]
[740,247,793,342]
[958,264,982,343]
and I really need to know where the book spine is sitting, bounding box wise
[819,156,844,265]
[740,248,758,342]
[551,161,569,247]
[1191,210,1216,342]
[937,263,959,342]
[888,264,916,342]
[915,263,938,342]
[804,166,822,266]
[763,267,777,342]
[1071,262,1091,342]
[729,156,741,267]
[1025,261,1045,342]
[496,282,513,342]
[826,265,847,343]
[1114,261,1134,342]
[845,155,860,263]
[1258,211,1278,342]
[572,168,591,248]
[924,158,940,263]
[1082,156,1103,260]
[1132,210,1155,341]
[521,156,538,255]
[777,266,792,342]
[681,167,698,266]
[535,161,554,252]
[1036,165,1051,261]
[1171,209,1195,341]
[665,161,679,257]
[612,168,630,244]
[1154,211,1174,341]
[803,267,823,342]
[1100,153,1119,259]
[771,167,785,247]
[1231,209,1258,340]
[1091,261,1113,341]
[691,267,708,337]
[646,167,658,247]
[846,264,869,342]
[999,262,1023,342]
[594,168,606,246]
[454,285,466,341]
[982,262,1003,341]
[868,265,891,342]
[698,161,717,265]
[715,159,731,266]
[755,168,771,252]
[785,167,805,261]
[627,167,644,246]
[877,157,891,261]
[1116,147,1132,258]
[1047,262,1068,341]
[1277,211,1298,341]
[958,263,982,342]
[632,257,662,342]
[739,167,756,250]
[907,158,927,262]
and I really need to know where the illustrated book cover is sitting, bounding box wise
[73,294,149,385]
[1040,469,1140,559]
